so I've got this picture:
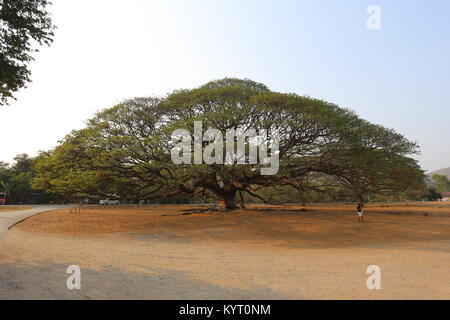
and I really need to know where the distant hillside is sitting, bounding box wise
[427,167,450,179]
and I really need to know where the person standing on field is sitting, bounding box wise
[357,202,364,222]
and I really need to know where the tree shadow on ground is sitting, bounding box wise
[0,261,289,299]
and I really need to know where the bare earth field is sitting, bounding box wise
[1,202,450,299]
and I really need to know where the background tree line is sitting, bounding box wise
[0,153,439,205]
[0,156,445,205]
[0,154,55,204]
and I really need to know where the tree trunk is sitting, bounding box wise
[238,190,246,208]
[357,194,365,206]
[218,191,237,210]
[298,191,306,207]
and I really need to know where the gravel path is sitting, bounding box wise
[0,205,70,238]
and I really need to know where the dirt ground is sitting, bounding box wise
[13,203,450,247]
[2,203,450,299]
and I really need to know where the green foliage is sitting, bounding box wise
[423,187,442,201]
[0,0,55,105]
[0,153,54,204]
[309,115,424,204]
[431,174,450,193]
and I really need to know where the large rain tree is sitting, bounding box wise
[0,0,55,105]
[33,78,424,208]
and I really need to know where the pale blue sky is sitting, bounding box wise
[2,0,449,172]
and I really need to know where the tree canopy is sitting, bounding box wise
[0,0,55,105]
[432,174,450,193]
[32,78,425,208]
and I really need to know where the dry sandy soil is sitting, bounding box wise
[1,203,450,299]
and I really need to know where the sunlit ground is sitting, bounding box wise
[1,202,449,299]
